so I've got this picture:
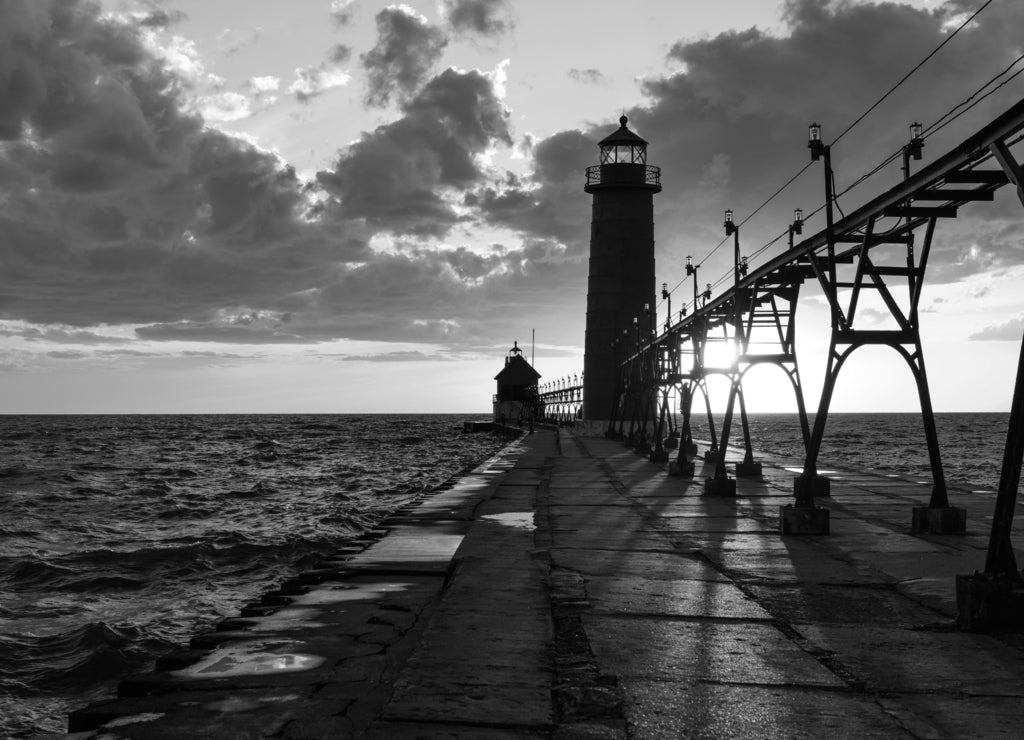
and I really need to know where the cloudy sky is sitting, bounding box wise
[1,0,1023,413]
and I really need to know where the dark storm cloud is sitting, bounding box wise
[0,1,154,141]
[0,325,124,344]
[474,130,594,252]
[442,0,514,37]
[317,67,511,237]
[649,0,1024,271]
[479,0,1024,292]
[6,0,1023,359]
[0,0,369,331]
[195,239,582,348]
[361,6,448,106]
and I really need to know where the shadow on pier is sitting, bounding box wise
[68,426,1024,738]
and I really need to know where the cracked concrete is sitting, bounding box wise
[66,427,1024,739]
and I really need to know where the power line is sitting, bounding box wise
[833,54,1024,205]
[657,0,1001,318]
[705,54,1024,297]
[831,0,995,147]
[925,53,1024,139]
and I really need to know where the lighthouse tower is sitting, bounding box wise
[582,116,661,421]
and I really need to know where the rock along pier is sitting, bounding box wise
[67,426,1024,739]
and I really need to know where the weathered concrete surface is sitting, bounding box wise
[66,436,552,740]
[66,427,1024,739]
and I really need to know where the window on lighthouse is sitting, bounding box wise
[600,144,646,165]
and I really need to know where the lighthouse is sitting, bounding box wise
[582,116,661,421]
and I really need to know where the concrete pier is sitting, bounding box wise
[69,429,1024,739]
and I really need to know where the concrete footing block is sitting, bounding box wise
[779,505,830,535]
[735,461,763,478]
[956,573,1024,631]
[664,434,679,450]
[649,449,669,463]
[703,449,721,462]
[703,477,736,496]
[684,441,698,456]
[668,459,696,477]
[911,506,967,534]
[793,475,830,498]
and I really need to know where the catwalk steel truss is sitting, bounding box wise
[607,97,1024,559]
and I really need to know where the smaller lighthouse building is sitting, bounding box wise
[492,341,541,424]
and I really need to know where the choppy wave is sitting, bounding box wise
[687,412,1010,491]
[0,413,506,738]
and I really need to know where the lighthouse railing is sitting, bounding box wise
[585,164,661,189]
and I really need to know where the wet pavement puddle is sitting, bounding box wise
[172,641,325,678]
[481,512,536,531]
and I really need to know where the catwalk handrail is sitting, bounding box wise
[622,95,1024,364]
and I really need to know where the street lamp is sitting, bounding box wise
[793,208,803,232]
[807,122,836,288]
[662,282,672,330]
[808,123,824,161]
[789,207,803,249]
[908,122,924,160]
[686,255,700,313]
[902,121,925,180]
[724,208,741,288]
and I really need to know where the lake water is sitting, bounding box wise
[0,413,506,737]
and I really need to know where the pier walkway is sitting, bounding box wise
[69,428,1024,739]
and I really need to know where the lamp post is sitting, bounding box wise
[901,122,924,233]
[661,282,671,331]
[789,207,803,249]
[686,255,699,312]
[808,122,838,319]
[788,123,843,524]
[724,209,743,290]
[902,121,924,180]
